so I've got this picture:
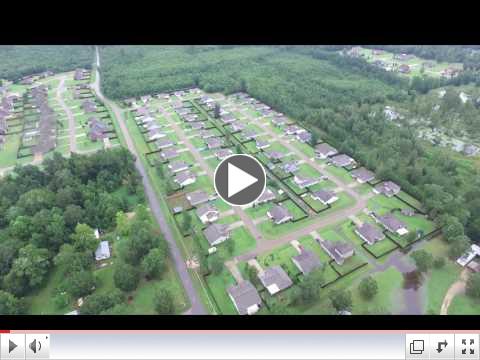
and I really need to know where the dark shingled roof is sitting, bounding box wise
[227,281,262,315]
[258,266,293,294]
[292,249,322,274]
[355,223,385,245]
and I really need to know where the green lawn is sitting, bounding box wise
[352,267,404,314]
[258,244,301,280]
[324,164,354,184]
[421,237,462,314]
[292,141,315,158]
[205,269,237,315]
[27,266,71,315]
[0,133,21,168]
[448,294,480,315]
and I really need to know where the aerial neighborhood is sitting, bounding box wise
[0,45,479,316]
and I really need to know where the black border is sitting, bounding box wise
[3,315,476,330]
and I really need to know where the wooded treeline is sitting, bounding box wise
[0,46,94,81]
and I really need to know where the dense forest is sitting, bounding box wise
[99,45,480,258]
[0,46,94,81]
[0,149,151,314]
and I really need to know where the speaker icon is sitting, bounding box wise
[29,338,42,354]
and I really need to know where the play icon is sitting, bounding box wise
[9,340,17,353]
[214,154,266,206]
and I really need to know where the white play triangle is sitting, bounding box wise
[228,162,258,198]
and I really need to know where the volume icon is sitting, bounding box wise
[29,338,42,354]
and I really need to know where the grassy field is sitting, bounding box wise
[351,266,404,314]
[448,294,480,315]
[421,237,462,314]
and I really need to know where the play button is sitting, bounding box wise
[214,154,266,206]
[9,340,17,353]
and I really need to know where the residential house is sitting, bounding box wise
[284,125,304,136]
[293,175,319,189]
[315,143,338,159]
[254,188,276,206]
[88,117,109,141]
[95,241,111,261]
[221,114,236,124]
[230,122,245,132]
[74,68,89,81]
[292,248,322,275]
[215,148,233,160]
[135,106,150,117]
[267,205,293,225]
[82,100,97,113]
[296,131,312,143]
[282,161,299,173]
[186,190,210,207]
[265,150,285,161]
[159,148,179,161]
[242,129,258,140]
[190,122,205,130]
[457,244,480,267]
[355,223,385,245]
[319,240,354,265]
[205,137,223,150]
[196,204,219,224]
[203,223,230,246]
[258,266,293,295]
[156,138,175,149]
[375,213,409,235]
[350,167,375,184]
[184,114,198,123]
[374,181,401,197]
[168,160,189,173]
[255,139,270,150]
[311,189,338,205]
[330,154,355,168]
[271,116,287,127]
[227,281,262,315]
[147,129,167,141]
[174,171,196,187]
[200,130,216,139]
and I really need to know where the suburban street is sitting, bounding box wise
[56,75,78,153]
[92,47,207,315]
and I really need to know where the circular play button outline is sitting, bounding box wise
[214,153,266,207]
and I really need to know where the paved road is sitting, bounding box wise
[92,47,207,315]
[56,76,78,153]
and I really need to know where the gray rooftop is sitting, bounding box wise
[292,249,322,274]
[258,265,293,293]
[315,143,338,157]
[355,223,385,244]
[331,154,355,167]
[203,223,229,245]
[351,167,375,183]
[227,281,262,315]
[186,190,210,206]
[311,189,336,203]
[268,205,292,223]
[377,213,407,232]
